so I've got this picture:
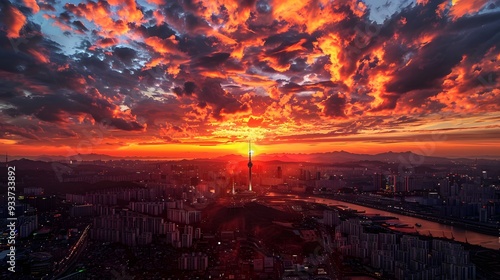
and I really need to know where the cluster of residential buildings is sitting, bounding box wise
[333,219,476,279]
[18,214,39,239]
[178,252,209,270]
[64,184,203,248]
[89,207,202,247]
[64,187,168,205]
[2,203,39,239]
[438,178,499,222]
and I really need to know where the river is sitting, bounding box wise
[306,196,500,250]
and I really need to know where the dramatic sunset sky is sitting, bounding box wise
[0,0,499,158]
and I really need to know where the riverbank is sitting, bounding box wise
[306,194,500,250]
[326,194,500,237]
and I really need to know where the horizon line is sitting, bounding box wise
[4,151,500,162]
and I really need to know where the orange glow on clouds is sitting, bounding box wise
[1,0,500,158]
[3,5,26,38]
[450,0,490,19]
[23,0,39,13]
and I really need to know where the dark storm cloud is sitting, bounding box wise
[0,48,30,73]
[289,57,308,72]
[259,32,318,73]
[4,87,144,130]
[0,27,146,132]
[113,47,136,65]
[160,0,211,33]
[0,26,70,85]
[177,35,218,57]
[0,79,22,100]
[280,81,347,93]
[193,52,231,68]
[173,81,197,97]
[0,122,40,140]
[59,11,72,22]
[383,0,448,40]
[184,81,196,94]
[386,10,500,94]
[72,20,88,33]
[107,118,144,131]
[73,50,138,92]
[131,97,186,128]
[385,37,462,94]
[134,22,176,39]
[77,53,108,71]
[198,79,249,119]
[376,42,408,66]
[323,91,347,118]
[185,13,211,32]
[263,31,311,48]
[253,60,279,74]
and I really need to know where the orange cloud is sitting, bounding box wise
[450,0,490,19]
[144,36,179,54]
[146,0,165,4]
[2,5,26,38]
[271,0,363,33]
[202,0,253,33]
[117,0,143,24]
[27,49,50,63]
[153,10,165,25]
[95,37,119,48]
[23,0,40,13]
[317,33,343,82]
[64,1,129,37]
[432,51,500,114]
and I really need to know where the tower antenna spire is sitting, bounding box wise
[247,140,253,192]
[232,175,236,195]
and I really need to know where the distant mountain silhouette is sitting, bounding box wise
[8,153,170,162]
[212,154,246,162]
[6,151,498,165]
[211,150,466,165]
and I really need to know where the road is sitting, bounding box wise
[52,224,90,279]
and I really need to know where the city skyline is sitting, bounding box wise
[1,0,500,158]
[3,150,500,278]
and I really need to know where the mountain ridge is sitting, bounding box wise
[5,151,496,164]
